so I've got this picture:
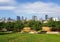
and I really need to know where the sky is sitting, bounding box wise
[0,0,60,19]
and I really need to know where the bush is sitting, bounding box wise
[39,31,47,34]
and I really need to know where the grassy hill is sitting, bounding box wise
[0,33,60,42]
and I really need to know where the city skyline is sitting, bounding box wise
[0,0,60,19]
[0,15,60,21]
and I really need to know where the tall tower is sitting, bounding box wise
[32,16,37,21]
[21,16,24,21]
[45,15,48,20]
[17,16,20,21]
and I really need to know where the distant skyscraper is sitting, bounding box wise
[25,17,27,21]
[21,16,24,20]
[17,16,20,21]
[8,17,12,20]
[45,15,48,20]
[32,16,37,21]
[7,17,14,22]
[3,17,6,22]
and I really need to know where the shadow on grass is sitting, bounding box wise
[0,32,12,35]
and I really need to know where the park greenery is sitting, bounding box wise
[0,19,60,32]
[0,19,60,42]
[0,20,42,32]
[43,19,60,31]
[0,33,60,42]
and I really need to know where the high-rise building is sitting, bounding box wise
[45,15,48,20]
[0,17,6,22]
[17,16,20,21]
[25,17,27,20]
[3,17,6,22]
[7,17,14,22]
[21,16,24,20]
[8,17,12,20]
[32,16,37,21]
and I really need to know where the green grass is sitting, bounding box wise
[0,33,60,42]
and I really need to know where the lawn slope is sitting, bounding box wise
[0,33,60,42]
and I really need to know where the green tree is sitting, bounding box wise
[55,21,60,31]
[32,21,42,31]
[0,22,6,30]
[25,20,42,31]
[14,21,24,32]
[6,22,15,31]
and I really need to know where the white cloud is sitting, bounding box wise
[14,2,60,15]
[0,6,16,10]
[0,0,10,2]
[0,0,16,6]
[0,0,15,3]
[0,0,16,10]
[0,0,60,17]
[0,0,15,2]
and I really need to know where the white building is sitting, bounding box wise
[43,17,60,23]
[52,17,59,21]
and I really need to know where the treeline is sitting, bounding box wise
[0,20,60,32]
[43,20,60,31]
[0,20,42,32]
